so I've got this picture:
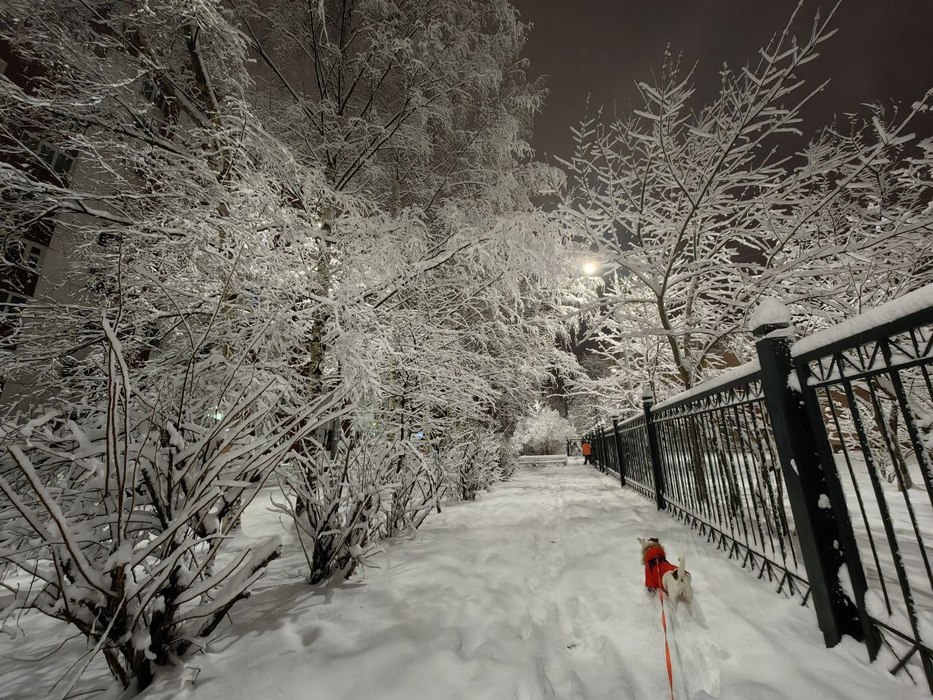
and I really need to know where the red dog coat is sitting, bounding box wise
[643,544,678,591]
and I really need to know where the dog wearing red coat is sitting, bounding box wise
[639,537,693,606]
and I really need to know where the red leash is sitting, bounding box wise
[655,566,675,700]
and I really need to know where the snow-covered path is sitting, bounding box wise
[135,461,924,700]
[2,462,926,699]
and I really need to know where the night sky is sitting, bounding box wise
[511,0,933,161]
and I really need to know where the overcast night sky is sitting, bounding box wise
[511,0,933,162]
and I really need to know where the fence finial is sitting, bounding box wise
[641,384,655,403]
[750,297,794,338]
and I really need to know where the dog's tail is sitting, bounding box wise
[678,555,687,575]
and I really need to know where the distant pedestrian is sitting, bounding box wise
[581,440,593,465]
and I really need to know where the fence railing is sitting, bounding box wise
[584,286,933,692]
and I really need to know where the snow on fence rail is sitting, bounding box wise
[585,285,933,692]
[793,284,933,359]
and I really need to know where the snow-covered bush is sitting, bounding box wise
[273,433,391,585]
[0,329,343,691]
[381,441,444,539]
[274,421,459,585]
[491,438,518,482]
[442,430,503,502]
[512,406,577,455]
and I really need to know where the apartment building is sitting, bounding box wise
[0,27,77,408]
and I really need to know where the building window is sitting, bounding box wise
[5,240,43,269]
[0,290,28,314]
[0,289,29,342]
[20,132,75,176]
[1,235,45,297]
[27,218,54,247]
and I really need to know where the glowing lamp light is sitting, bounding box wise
[582,261,599,276]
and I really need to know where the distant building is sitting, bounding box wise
[0,24,76,407]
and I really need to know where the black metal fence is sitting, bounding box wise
[584,288,933,691]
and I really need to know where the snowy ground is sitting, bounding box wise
[2,461,928,699]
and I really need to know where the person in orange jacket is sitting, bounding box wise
[581,440,593,464]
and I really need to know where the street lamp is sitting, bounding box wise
[582,260,599,276]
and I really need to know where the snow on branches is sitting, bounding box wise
[559,3,933,407]
[0,324,346,691]
[512,405,576,456]
[0,0,573,693]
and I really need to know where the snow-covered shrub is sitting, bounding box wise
[511,406,576,455]
[0,329,343,691]
[274,419,511,586]
[274,433,390,584]
[446,431,502,502]
[492,439,518,482]
[381,441,443,539]
[419,446,451,515]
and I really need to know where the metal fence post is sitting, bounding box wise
[642,388,665,510]
[753,315,864,648]
[604,426,611,473]
[604,425,613,474]
[590,428,602,471]
[596,426,605,472]
[612,418,626,487]
[566,439,571,458]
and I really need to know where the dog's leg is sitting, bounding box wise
[662,570,678,601]
[677,557,696,619]
[677,555,692,602]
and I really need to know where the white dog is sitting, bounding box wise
[639,537,693,606]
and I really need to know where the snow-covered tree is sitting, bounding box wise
[0,5,578,689]
[511,405,576,456]
[560,4,933,408]
[0,0,355,690]
[238,0,547,211]
[232,0,554,407]
[231,0,576,547]
[0,0,355,416]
